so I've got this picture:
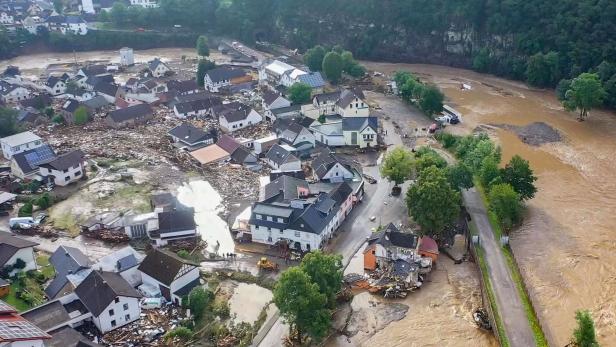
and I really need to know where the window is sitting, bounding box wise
[114,298,120,303]
[123,303,129,311]
[294,231,300,237]
[111,320,116,327]
[279,229,283,234]
[277,218,283,223]
[109,309,115,316]
[266,216,272,221]
[65,176,70,181]
[74,170,82,177]
[125,314,130,321]
[256,214,262,220]
[63,168,68,173]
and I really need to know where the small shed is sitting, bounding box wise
[418,236,439,262]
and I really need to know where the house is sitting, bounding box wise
[265,144,301,171]
[278,122,315,151]
[167,79,200,95]
[93,246,144,287]
[150,192,177,213]
[311,88,368,117]
[45,76,66,95]
[92,82,119,103]
[59,99,84,124]
[138,249,201,305]
[10,144,56,180]
[218,104,263,133]
[230,146,258,166]
[16,107,44,124]
[297,72,326,94]
[168,123,217,150]
[81,0,95,13]
[249,182,353,251]
[106,104,153,128]
[47,325,101,347]
[46,15,87,35]
[22,15,45,34]
[258,60,296,86]
[309,119,345,147]
[74,271,141,333]
[173,97,221,118]
[147,58,170,78]
[270,105,302,122]
[342,116,378,148]
[149,209,198,247]
[204,67,249,92]
[1,130,43,159]
[311,149,355,182]
[253,134,278,156]
[21,295,92,335]
[45,246,91,299]
[82,95,111,111]
[0,300,51,346]
[38,150,86,186]
[0,80,29,103]
[262,175,310,203]
[65,89,95,102]
[215,134,241,155]
[20,93,52,109]
[363,223,420,271]
[189,144,230,165]
[262,91,291,121]
[0,231,39,275]
[84,75,115,91]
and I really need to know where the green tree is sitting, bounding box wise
[0,107,20,137]
[196,35,209,57]
[52,115,64,125]
[479,156,501,188]
[18,202,33,217]
[556,79,572,101]
[164,326,193,343]
[52,0,63,14]
[488,183,522,230]
[73,106,89,125]
[526,51,560,87]
[414,147,447,173]
[418,85,444,116]
[596,60,614,82]
[500,155,537,200]
[406,166,460,235]
[299,251,343,308]
[463,139,501,172]
[322,51,343,84]
[380,147,414,186]
[196,59,216,87]
[347,63,366,78]
[13,258,26,269]
[572,310,599,347]
[109,2,128,26]
[400,78,420,101]
[273,267,331,343]
[472,47,491,72]
[447,163,474,190]
[303,45,326,71]
[393,71,413,87]
[288,82,312,104]
[188,287,213,320]
[604,75,616,108]
[563,73,606,120]
[35,193,52,209]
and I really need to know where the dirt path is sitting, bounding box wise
[463,188,535,346]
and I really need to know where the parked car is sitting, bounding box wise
[9,217,35,229]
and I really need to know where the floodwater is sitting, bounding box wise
[228,282,273,324]
[366,62,616,345]
[176,180,235,255]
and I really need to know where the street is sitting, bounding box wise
[463,188,536,347]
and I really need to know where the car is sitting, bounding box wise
[370,216,376,222]
[428,123,439,134]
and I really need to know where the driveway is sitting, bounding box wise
[463,188,536,347]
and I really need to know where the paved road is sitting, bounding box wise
[256,119,407,347]
[463,188,536,347]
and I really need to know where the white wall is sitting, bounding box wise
[251,224,323,251]
[320,163,353,182]
[1,138,43,160]
[39,162,84,186]
[5,247,37,276]
[2,87,30,103]
[219,109,262,133]
[92,296,140,333]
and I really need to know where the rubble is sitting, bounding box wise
[82,228,130,243]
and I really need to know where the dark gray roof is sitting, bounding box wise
[270,170,305,181]
[221,109,252,123]
[46,76,62,88]
[157,209,196,234]
[167,79,199,94]
[175,91,218,104]
[271,104,301,116]
[342,116,378,132]
[17,108,42,123]
[80,64,107,76]
[0,80,19,94]
[39,150,84,172]
[263,90,282,106]
[327,182,353,205]
[116,254,138,272]
[288,193,336,234]
[206,67,246,83]
[174,97,220,114]
[93,82,117,96]
[314,90,341,104]
[64,15,85,24]
[46,245,91,298]
[148,58,166,72]
[138,249,198,286]
[61,99,80,113]
[266,144,299,167]
[312,148,353,179]
[368,223,419,249]
[74,271,141,316]
[336,88,363,108]
[251,203,294,219]
[11,144,56,175]
[263,175,309,203]
[216,134,241,154]
[168,123,213,146]
[0,231,38,266]
[230,146,256,164]
[109,104,152,123]
[48,326,101,347]
[82,95,110,109]
[21,300,70,332]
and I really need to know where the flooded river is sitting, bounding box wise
[366,62,616,345]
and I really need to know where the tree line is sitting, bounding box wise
[394,71,444,117]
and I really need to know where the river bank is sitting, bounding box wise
[364,62,616,346]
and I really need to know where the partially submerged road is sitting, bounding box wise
[463,188,536,347]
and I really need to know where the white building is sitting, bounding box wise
[147,58,170,78]
[119,47,134,66]
[0,231,39,276]
[22,16,45,34]
[258,60,295,86]
[74,271,142,333]
[129,0,158,8]
[44,76,66,95]
[38,150,85,186]
[94,246,145,288]
[264,144,301,171]
[203,67,247,92]
[0,11,14,25]
[219,108,263,133]
[0,131,43,160]
[0,80,30,103]
[138,249,201,305]
[312,149,354,182]
[81,0,94,13]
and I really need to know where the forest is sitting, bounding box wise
[1,0,615,106]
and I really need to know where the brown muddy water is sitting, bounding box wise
[366,62,616,346]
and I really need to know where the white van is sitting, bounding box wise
[140,297,164,310]
[9,217,35,229]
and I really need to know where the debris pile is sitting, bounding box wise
[101,306,185,346]
[82,228,130,243]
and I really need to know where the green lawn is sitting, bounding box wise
[2,255,55,312]
[36,254,55,279]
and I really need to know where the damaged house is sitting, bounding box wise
[363,223,419,271]
[168,123,217,151]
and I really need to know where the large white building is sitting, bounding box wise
[0,80,30,103]
[38,150,85,186]
[119,47,134,66]
[0,131,43,160]
[0,231,39,276]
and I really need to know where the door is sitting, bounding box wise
[351,132,357,145]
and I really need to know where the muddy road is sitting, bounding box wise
[365,62,616,346]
